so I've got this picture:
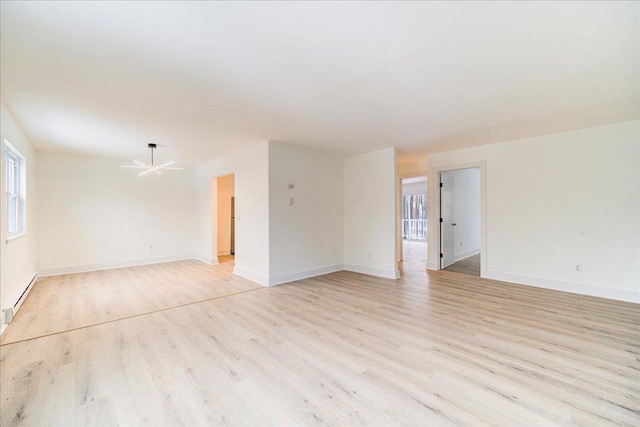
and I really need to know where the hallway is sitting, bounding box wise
[400,240,428,277]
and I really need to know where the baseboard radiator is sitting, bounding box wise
[3,273,37,325]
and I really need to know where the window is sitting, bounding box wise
[402,193,427,241]
[4,140,26,238]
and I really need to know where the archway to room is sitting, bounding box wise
[215,174,235,266]
[399,176,428,273]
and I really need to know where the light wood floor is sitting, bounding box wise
[0,256,259,345]
[399,240,427,276]
[444,253,481,277]
[1,258,639,425]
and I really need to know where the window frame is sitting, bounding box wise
[4,139,26,240]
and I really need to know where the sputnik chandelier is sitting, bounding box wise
[119,143,183,176]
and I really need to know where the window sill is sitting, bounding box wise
[6,232,27,244]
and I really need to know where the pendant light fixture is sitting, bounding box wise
[119,143,183,176]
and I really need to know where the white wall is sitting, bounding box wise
[402,181,428,196]
[0,103,38,332]
[398,157,428,178]
[450,168,481,260]
[216,174,235,256]
[37,151,195,275]
[344,148,399,279]
[428,120,640,302]
[268,142,344,285]
[195,143,270,284]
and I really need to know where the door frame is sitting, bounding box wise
[429,161,487,277]
[439,170,456,269]
[213,173,236,263]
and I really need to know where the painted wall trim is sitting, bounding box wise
[454,248,481,263]
[269,264,343,286]
[1,272,38,335]
[484,270,639,303]
[233,267,269,287]
[38,254,195,277]
[194,255,218,265]
[343,264,401,280]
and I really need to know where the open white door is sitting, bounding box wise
[440,171,455,268]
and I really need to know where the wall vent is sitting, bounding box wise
[3,273,37,325]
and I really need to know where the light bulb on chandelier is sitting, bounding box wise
[118,143,183,176]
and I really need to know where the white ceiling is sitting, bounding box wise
[1,1,638,165]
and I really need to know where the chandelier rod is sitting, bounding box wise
[149,143,156,166]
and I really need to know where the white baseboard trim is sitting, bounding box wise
[233,267,269,287]
[454,248,480,262]
[38,254,195,277]
[217,249,231,256]
[343,264,401,280]
[484,270,640,303]
[1,271,38,335]
[194,255,218,265]
[237,263,400,286]
[269,264,343,286]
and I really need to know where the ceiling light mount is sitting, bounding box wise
[119,143,182,176]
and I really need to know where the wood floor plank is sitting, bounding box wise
[1,255,639,426]
[0,258,261,345]
[444,253,481,276]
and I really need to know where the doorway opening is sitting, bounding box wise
[439,168,481,277]
[216,174,235,266]
[400,176,428,272]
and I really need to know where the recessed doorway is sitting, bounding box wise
[439,168,481,277]
[216,174,235,265]
[400,176,427,272]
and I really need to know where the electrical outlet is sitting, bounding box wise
[575,264,582,272]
